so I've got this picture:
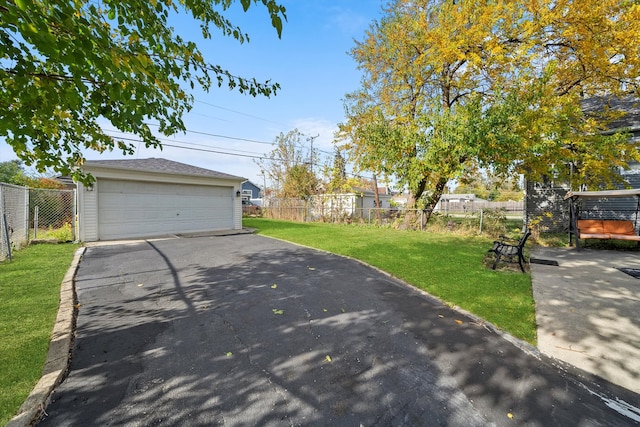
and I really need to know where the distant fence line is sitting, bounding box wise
[1,182,76,261]
[262,197,524,227]
[436,200,524,215]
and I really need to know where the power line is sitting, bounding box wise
[103,129,356,174]
[109,135,269,160]
[104,129,265,156]
[194,99,282,125]
[105,133,330,167]
[104,134,372,179]
[161,142,267,160]
[188,111,232,123]
[143,122,275,146]
[142,122,336,156]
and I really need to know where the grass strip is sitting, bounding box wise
[0,243,79,426]
[244,218,535,344]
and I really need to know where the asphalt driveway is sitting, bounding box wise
[39,234,639,426]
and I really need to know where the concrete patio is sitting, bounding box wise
[530,246,640,395]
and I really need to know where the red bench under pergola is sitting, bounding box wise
[565,189,640,251]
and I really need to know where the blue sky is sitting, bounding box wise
[0,1,385,186]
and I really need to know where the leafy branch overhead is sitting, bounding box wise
[338,0,640,222]
[0,0,287,183]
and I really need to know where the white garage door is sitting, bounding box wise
[98,179,233,240]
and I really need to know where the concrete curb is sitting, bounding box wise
[7,247,85,427]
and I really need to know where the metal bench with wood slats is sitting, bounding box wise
[487,229,531,272]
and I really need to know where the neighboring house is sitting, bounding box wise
[55,175,77,190]
[436,194,486,211]
[310,188,392,220]
[524,181,572,231]
[439,193,479,203]
[77,158,245,241]
[391,193,410,207]
[525,96,640,232]
[241,180,262,200]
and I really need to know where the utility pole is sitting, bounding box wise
[307,134,319,174]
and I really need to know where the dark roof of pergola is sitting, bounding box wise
[564,189,640,200]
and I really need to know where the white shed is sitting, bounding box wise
[310,189,392,220]
[78,158,245,241]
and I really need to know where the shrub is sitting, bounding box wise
[48,222,73,242]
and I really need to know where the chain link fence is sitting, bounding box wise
[262,196,525,236]
[1,183,76,261]
[29,188,76,242]
[1,183,29,261]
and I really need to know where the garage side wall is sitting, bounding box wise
[78,182,99,242]
[234,192,242,230]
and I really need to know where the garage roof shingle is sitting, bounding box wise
[83,158,245,180]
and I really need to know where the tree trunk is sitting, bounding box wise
[422,177,448,225]
[400,178,429,230]
[372,174,381,223]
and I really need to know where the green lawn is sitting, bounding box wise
[0,243,79,426]
[244,218,536,344]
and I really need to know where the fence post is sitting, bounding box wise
[0,185,4,259]
[479,208,483,234]
[33,205,39,239]
[23,186,29,243]
[2,214,11,261]
[73,189,78,242]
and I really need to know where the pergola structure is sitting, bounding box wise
[564,189,640,248]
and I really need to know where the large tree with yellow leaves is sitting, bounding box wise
[338,0,640,220]
[1,0,286,183]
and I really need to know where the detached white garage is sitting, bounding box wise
[78,158,245,241]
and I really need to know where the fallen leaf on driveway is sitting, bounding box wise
[226,352,233,357]
[137,283,144,287]
[325,355,332,362]
[308,267,316,270]
[507,412,514,419]
[272,309,284,315]
[271,284,277,289]
[455,319,463,325]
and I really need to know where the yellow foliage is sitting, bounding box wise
[339,0,640,209]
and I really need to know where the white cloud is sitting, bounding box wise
[291,117,339,153]
[326,6,372,36]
